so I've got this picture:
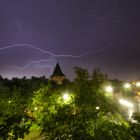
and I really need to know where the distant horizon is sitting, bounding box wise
[1,65,139,82]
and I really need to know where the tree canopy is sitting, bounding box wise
[0,68,139,139]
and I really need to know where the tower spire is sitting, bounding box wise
[50,62,66,84]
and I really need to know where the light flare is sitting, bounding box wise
[124,83,131,89]
[119,99,133,108]
[105,86,113,93]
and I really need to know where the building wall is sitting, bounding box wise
[50,76,65,84]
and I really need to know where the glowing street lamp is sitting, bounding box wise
[136,82,140,87]
[34,107,38,111]
[62,92,72,104]
[96,106,100,110]
[105,86,113,93]
[105,86,113,97]
[63,93,69,100]
[124,83,131,89]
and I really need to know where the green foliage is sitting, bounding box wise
[73,67,118,113]
[0,114,32,140]
[31,84,133,139]
[0,86,32,140]
[92,113,133,140]
[91,68,107,92]
[132,112,140,122]
[130,122,140,140]
[0,68,138,140]
[0,76,48,139]
[130,112,140,140]
[30,67,134,140]
[74,67,89,82]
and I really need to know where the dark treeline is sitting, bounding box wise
[0,76,49,99]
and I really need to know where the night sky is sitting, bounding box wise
[0,0,140,80]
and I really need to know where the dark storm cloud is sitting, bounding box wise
[0,0,140,80]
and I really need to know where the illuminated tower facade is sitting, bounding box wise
[50,62,66,84]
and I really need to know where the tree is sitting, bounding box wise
[91,68,107,92]
[0,82,33,139]
[30,67,134,140]
[130,112,140,140]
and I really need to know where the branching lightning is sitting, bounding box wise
[87,0,119,20]
[1,0,22,29]
[0,0,138,80]
[8,57,53,70]
[1,41,139,73]
[0,43,110,58]
[0,43,111,72]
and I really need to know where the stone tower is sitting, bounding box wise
[50,62,66,84]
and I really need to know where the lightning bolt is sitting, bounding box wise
[87,0,119,20]
[0,43,111,72]
[1,0,22,29]
[0,43,111,58]
[2,41,139,72]
[8,57,54,70]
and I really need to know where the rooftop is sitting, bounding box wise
[50,63,65,77]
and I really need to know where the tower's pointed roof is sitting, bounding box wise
[51,63,65,77]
